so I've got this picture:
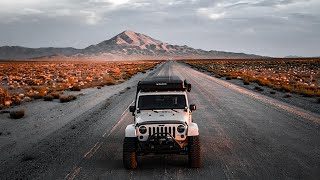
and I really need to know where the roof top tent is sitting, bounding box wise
[137,76,191,93]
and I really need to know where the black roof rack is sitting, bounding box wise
[137,76,191,93]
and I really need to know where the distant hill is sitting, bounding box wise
[0,30,265,60]
[284,55,303,58]
[0,46,81,60]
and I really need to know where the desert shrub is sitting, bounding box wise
[281,85,292,92]
[105,81,116,86]
[11,96,22,105]
[10,109,25,119]
[31,94,44,100]
[43,95,54,101]
[70,85,81,91]
[295,88,319,97]
[283,93,292,98]
[243,75,256,83]
[23,97,32,102]
[273,86,284,92]
[50,92,61,99]
[254,86,264,91]
[254,78,271,87]
[122,74,131,80]
[0,88,11,107]
[32,86,47,96]
[59,95,77,103]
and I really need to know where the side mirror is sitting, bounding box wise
[184,80,192,92]
[189,104,196,111]
[187,83,191,92]
[129,106,136,113]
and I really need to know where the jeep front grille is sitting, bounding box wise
[148,126,176,138]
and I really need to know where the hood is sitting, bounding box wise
[136,109,189,124]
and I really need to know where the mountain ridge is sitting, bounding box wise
[0,30,266,60]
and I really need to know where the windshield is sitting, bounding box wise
[138,95,187,110]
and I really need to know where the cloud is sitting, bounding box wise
[20,8,44,15]
[80,10,103,25]
[197,8,226,20]
[87,0,130,7]
[0,0,319,56]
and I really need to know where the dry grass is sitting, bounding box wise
[0,88,11,106]
[0,61,160,108]
[185,59,320,97]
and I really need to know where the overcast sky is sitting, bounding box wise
[0,0,319,57]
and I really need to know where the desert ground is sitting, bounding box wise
[184,59,320,114]
[0,61,160,109]
[0,60,319,179]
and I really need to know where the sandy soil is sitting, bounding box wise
[0,61,319,180]
[0,64,161,162]
[187,65,320,115]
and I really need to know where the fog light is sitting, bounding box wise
[139,126,147,134]
[177,125,185,133]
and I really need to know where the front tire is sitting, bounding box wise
[123,137,138,169]
[188,136,202,168]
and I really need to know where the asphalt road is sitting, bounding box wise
[0,61,319,180]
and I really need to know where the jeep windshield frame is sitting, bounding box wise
[137,94,187,110]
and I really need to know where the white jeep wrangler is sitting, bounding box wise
[123,76,201,169]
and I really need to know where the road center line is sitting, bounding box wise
[65,166,81,180]
[65,100,134,180]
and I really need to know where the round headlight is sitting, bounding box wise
[139,126,147,134]
[177,125,185,133]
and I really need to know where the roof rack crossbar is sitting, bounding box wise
[137,76,191,93]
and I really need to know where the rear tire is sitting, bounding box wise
[123,137,138,169]
[188,136,202,168]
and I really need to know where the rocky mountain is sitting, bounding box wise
[0,30,264,60]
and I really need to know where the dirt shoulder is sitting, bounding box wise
[185,63,320,115]
[0,65,161,162]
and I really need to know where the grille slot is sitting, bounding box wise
[148,126,176,138]
[173,127,176,138]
